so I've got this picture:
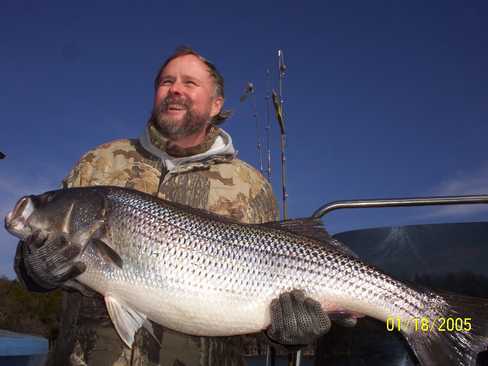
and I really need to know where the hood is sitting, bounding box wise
[139,125,236,172]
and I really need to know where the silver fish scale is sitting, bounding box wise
[87,187,441,323]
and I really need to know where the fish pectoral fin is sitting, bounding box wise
[105,295,146,349]
[92,238,123,269]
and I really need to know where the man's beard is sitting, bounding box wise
[152,96,210,140]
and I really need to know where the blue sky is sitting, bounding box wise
[1,1,487,278]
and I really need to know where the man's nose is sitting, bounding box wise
[168,81,184,95]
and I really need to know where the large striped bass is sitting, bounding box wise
[5,186,488,365]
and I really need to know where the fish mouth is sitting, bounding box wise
[4,196,35,239]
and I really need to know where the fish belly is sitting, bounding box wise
[78,269,272,336]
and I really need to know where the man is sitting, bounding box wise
[14,47,330,366]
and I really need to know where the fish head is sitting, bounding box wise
[5,188,107,243]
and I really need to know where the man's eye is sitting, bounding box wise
[160,79,172,85]
[185,80,197,86]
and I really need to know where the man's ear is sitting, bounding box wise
[210,96,224,118]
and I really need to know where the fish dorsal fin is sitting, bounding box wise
[326,237,359,258]
[259,217,331,241]
[258,218,358,258]
[105,296,159,349]
[162,199,242,225]
[92,238,123,269]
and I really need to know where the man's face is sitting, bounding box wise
[152,54,223,140]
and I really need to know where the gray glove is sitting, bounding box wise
[266,289,331,348]
[14,231,86,292]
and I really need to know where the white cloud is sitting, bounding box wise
[423,163,488,219]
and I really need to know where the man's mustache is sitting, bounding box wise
[159,96,192,112]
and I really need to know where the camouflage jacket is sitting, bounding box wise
[47,125,278,366]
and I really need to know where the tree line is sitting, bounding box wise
[0,276,62,341]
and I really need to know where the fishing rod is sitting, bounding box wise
[272,49,288,221]
[265,68,272,181]
[271,49,304,366]
[278,50,287,221]
[265,49,291,366]
[253,83,264,173]
[240,82,264,173]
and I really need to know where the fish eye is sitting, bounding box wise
[38,192,55,204]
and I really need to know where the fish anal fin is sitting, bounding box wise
[328,310,364,319]
[328,311,364,327]
[105,295,146,349]
[92,238,123,268]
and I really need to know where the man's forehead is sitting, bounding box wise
[160,54,211,78]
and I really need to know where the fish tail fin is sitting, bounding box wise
[404,290,488,366]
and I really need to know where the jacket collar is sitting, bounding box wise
[139,121,236,172]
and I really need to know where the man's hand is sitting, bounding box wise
[14,231,86,292]
[266,289,331,348]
